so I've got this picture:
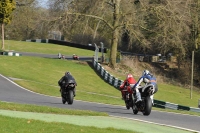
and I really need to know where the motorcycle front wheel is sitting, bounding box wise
[67,90,74,105]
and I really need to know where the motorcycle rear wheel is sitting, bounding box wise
[142,96,152,116]
[125,102,130,110]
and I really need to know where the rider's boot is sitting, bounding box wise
[135,92,142,103]
[150,95,154,105]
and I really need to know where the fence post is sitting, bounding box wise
[94,43,99,62]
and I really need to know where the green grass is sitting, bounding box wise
[0,40,200,115]
[0,115,136,133]
[155,84,200,107]
[0,101,108,116]
[4,40,96,56]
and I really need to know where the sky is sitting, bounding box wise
[37,0,48,8]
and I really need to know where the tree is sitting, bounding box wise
[0,0,16,50]
[49,0,147,69]
[5,0,50,40]
[48,0,197,70]
[143,0,193,69]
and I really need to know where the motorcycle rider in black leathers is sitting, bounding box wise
[58,71,77,97]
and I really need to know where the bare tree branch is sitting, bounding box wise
[61,12,114,30]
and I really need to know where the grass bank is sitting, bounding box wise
[4,40,95,56]
[0,115,136,133]
[0,101,107,116]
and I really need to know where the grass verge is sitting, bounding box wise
[0,101,108,116]
[4,40,96,56]
[0,115,136,133]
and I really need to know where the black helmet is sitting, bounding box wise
[65,71,71,75]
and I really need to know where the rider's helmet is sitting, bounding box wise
[143,70,150,76]
[65,71,71,75]
[126,74,133,79]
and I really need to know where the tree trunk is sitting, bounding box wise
[1,23,5,50]
[109,0,120,69]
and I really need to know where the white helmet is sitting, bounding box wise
[143,70,150,76]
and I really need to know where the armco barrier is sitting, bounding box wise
[26,39,49,43]
[92,59,200,113]
[93,60,122,90]
[190,107,200,113]
[198,99,200,108]
[25,39,107,53]
[178,105,190,111]
[165,102,178,110]
[154,99,166,109]
[3,51,21,56]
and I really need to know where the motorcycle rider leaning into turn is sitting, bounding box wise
[120,74,137,100]
[58,71,77,97]
[133,70,158,104]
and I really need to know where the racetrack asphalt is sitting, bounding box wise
[0,109,194,133]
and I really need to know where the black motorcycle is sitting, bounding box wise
[125,85,154,116]
[61,80,76,105]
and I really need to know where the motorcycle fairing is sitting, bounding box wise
[141,84,155,94]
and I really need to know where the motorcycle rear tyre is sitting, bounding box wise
[67,90,74,105]
[143,96,152,116]
[125,101,130,110]
[126,104,130,110]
